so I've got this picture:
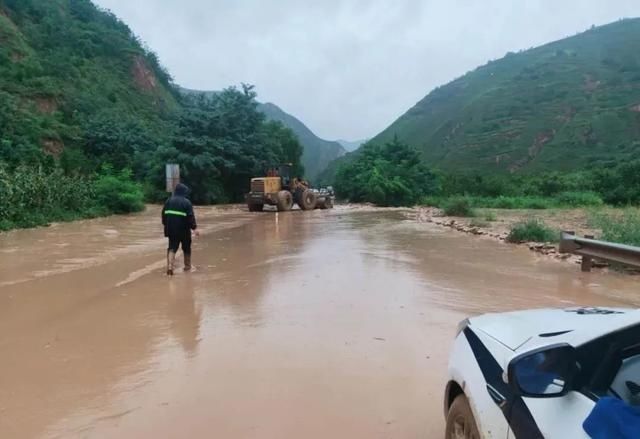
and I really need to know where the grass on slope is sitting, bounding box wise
[0,0,178,170]
[373,18,640,174]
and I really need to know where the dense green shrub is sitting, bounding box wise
[335,137,440,207]
[507,219,557,243]
[93,169,145,214]
[0,165,148,231]
[0,165,95,230]
[489,196,520,209]
[442,197,476,217]
[591,161,640,205]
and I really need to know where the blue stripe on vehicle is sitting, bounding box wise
[464,327,545,439]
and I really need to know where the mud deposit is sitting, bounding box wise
[1,206,638,438]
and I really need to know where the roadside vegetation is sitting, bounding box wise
[590,209,640,247]
[506,219,557,243]
[0,1,303,230]
[0,165,145,231]
[335,141,640,210]
[423,193,603,210]
[441,197,476,217]
[332,138,640,248]
[334,138,439,207]
[1,84,302,231]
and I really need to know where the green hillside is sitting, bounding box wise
[258,103,345,181]
[0,0,178,171]
[0,0,303,229]
[373,18,640,173]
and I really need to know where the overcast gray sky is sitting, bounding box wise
[93,0,640,141]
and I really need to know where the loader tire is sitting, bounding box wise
[298,189,318,211]
[248,203,264,212]
[277,190,293,212]
[324,197,334,209]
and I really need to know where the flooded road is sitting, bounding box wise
[1,206,639,439]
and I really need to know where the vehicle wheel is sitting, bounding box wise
[248,203,264,212]
[317,198,328,209]
[445,394,481,439]
[298,189,318,210]
[276,190,293,211]
[325,197,334,209]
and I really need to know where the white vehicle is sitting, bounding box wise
[444,307,640,438]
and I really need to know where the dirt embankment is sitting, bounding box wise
[407,207,607,269]
[132,55,158,92]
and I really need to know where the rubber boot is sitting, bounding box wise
[183,253,192,272]
[167,251,176,276]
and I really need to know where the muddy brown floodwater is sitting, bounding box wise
[1,206,639,439]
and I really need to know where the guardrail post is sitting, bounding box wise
[581,235,594,272]
[559,231,576,254]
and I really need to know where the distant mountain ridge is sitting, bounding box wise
[258,102,346,181]
[371,18,640,174]
[337,139,367,152]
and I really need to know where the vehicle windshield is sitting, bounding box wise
[576,323,640,406]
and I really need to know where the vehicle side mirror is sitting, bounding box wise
[507,344,576,398]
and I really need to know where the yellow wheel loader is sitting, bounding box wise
[246,164,334,212]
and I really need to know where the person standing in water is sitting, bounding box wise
[162,183,198,275]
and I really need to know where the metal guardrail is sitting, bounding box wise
[559,231,640,272]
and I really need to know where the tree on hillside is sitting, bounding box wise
[592,160,640,205]
[335,137,440,207]
[261,120,305,178]
[155,85,304,204]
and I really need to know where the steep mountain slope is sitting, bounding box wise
[0,0,178,168]
[374,18,640,173]
[258,103,346,181]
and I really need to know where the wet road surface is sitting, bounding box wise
[1,206,639,438]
